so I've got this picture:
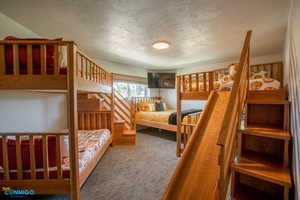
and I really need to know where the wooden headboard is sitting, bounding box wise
[250,62,283,86]
[132,97,162,111]
[213,61,283,87]
[132,97,161,104]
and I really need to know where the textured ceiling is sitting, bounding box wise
[0,0,289,69]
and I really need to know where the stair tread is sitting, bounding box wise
[240,124,290,140]
[247,99,289,105]
[232,151,291,187]
[123,130,136,136]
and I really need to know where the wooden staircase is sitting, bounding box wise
[231,98,292,199]
[113,120,136,145]
[100,89,136,145]
[78,92,136,146]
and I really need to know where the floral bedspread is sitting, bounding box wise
[217,78,280,91]
[62,129,111,172]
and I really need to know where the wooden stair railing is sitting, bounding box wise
[100,90,135,130]
[216,31,251,199]
[162,31,252,200]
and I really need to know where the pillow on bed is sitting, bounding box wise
[251,71,267,79]
[148,103,156,112]
[218,74,230,83]
[139,102,150,111]
[162,102,168,111]
[155,101,168,111]
[228,64,237,79]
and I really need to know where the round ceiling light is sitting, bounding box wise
[152,40,171,50]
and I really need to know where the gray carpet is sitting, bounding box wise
[32,129,179,200]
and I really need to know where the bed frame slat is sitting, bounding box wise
[41,44,47,75]
[85,59,88,80]
[29,135,36,179]
[2,136,10,180]
[203,72,207,91]
[0,44,5,75]
[56,135,63,179]
[27,44,33,75]
[54,45,59,75]
[13,44,19,75]
[42,135,49,179]
[81,55,84,78]
[16,136,23,180]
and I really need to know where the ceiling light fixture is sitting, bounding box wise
[152,40,171,50]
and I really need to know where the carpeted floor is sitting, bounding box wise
[31,128,179,200]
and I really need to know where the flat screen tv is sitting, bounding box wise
[148,72,176,88]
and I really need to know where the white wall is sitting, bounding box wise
[160,89,206,111]
[284,0,300,199]
[96,59,147,78]
[0,91,67,132]
[0,12,39,39]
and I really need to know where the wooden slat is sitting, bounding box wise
[0,44,5,75]
[42,135,49,179]
[176,76,182,157]
[115,95,131,111]
[41,45,47,75]
[27,44,33,75]
[29,135,36,179]
[85,113,91,130]
[13,44,19,75]
[209,72,214,91]
[79,113,84,130]
[104,112,108,129]
[92,63,95,81]
[81,55,84,78]
[115,103,131,120]
[16,136,23,179]
[85,59,88,79]
[56,135,63,179]
[54,45,59,75]
[189,75,192,91]
[2,136,10,180]
[97,67,100,83]
[114,108,130,124]
[196,74,199,91]
[92,112,97,129]
[182,76,186,92]
[203,73,207,91]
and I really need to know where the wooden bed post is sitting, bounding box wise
[111,73,115,136]
[176,76,182,157]
[209,71,214,92]
[67,42,80,200]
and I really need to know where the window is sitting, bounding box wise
[114,81,149,99]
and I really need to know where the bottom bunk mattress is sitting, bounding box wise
[0,129,111,179]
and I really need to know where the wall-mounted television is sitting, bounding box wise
[147,72,176,89]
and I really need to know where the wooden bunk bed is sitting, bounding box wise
[0,38,114,200]
[176,61,285,156]
[164,31,292,200]
[177,61,284,100]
